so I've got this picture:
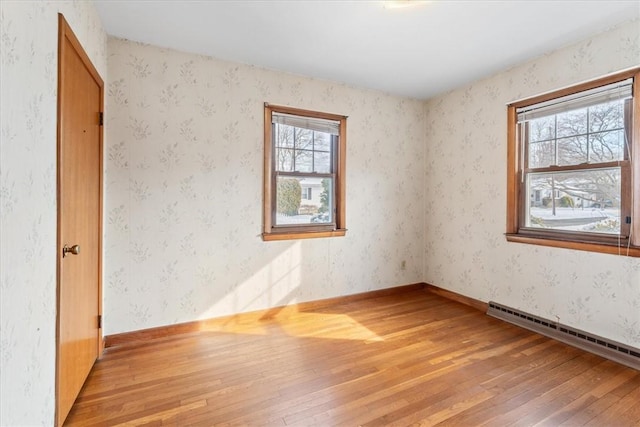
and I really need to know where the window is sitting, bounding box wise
[507,68,640,256]
[263,104,347,240]
[302,187,312,200]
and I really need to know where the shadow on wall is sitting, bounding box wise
[107,236,360,336]
[198,240,309,321]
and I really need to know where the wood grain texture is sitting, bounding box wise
[67,287,639,426]
[57,13,104,427]
[105,283,425,348]
[506,104,518,235]
[423,283,488,312]
[262,229,347,241]
[632,68,640,248]
[506,234,640,257]
[507,67,640,109]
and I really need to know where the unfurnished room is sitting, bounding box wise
[1,0,640,425]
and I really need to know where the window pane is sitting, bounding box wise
[529,116,555,143]
[557,135,588,166]
[314,151,331,173]
[589,130,625,162]
[314,132,331,151]
[296,150,313,172]
[277,125,334,173]
[529,140,555,168]
[275,124,295,148]
[589,100,624,133]
[557,108,587,138]
[526,168,621,234]
[275,148,294,172]
[275,176,333,226]
[294,128,313,150]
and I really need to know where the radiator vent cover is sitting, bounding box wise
[487,301,639,371]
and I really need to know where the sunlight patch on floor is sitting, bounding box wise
[198,311,384,342]
[195,240,383,342]
[279,312,384,342]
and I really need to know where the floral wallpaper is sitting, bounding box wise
[424,19,640,348]
[1,3,637,424]
[104,38,425,335]
[0,1,106,425]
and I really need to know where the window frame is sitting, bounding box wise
[263,103,347,241]
[506,68,640,257]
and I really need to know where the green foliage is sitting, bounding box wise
[530,216,546,227]
[559,195,574,208]
[277,178,302,216]
[586,218,620,232]
[541,196,574,208]
[319,178,330,213]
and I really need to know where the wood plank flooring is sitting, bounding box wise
[65,288,640,426]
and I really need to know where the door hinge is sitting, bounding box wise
[98,314,102,329]
[99,112,104,126]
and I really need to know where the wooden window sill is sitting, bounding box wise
[262,229,347,241]
[505,233,640,257]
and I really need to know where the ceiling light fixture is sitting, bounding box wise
[383,0,430,10]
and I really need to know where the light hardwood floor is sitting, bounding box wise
[65,288,640,426]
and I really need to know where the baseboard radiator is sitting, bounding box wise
[487,301,640,371]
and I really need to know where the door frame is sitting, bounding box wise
[55,13,104,426]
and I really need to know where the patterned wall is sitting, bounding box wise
[104,38,425,335]
[0,1,107,425]
[1,4,638,424]
[424,19,640,347]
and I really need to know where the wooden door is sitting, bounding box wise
[56,14,103,426]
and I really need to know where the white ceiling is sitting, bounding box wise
[95,0,640,100]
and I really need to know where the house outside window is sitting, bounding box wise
[263,104,347,241]
[506,68,640,256]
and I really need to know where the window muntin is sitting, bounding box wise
[274,124,332,174]
[263,104,346,240]
[521,96,629,237]
[526,99,627,169]
[507,68,640,255]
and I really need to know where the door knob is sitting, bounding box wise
[62,244,80,258]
